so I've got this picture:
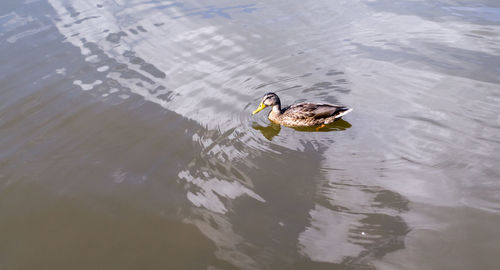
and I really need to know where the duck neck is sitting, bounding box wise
[269,104,282,119]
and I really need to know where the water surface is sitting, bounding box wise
[1,0,499,269]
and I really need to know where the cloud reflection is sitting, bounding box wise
[44,0,409,269]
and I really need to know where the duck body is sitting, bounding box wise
[253,93,352,127]
[269,102,352,127]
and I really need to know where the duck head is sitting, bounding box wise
[252,92,281,114]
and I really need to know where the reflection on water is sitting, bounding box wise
[252,119,352,141]
[299,184,409,267]
[293,119,352,132]
[1,0,500,269]
[252,122,281,141]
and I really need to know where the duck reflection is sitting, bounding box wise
[251,122,281,141]
[252,119,352,141]
[293,119,352,132]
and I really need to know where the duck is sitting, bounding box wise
[252,92,352,128]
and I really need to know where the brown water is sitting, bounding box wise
[1,0,500,269]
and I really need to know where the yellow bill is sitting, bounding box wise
[252,102,267,114]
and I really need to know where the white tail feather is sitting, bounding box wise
[335,108,353,118]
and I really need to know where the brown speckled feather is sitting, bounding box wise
[270,102,352,127]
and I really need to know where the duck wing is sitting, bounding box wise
[284,103,351,119]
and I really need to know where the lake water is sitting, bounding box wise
[1,0,499,269]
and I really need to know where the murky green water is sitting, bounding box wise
[1,0,499,269]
